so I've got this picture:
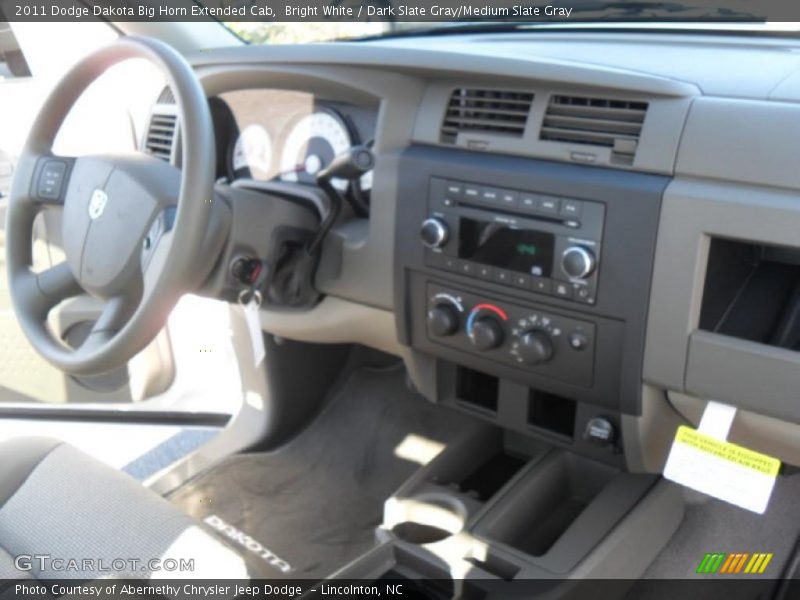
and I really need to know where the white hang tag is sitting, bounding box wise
[663,400,780,514]
[243,300,265,368]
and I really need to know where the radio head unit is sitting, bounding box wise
[422,177,604,304]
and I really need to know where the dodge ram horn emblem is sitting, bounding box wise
[88,189,108,220]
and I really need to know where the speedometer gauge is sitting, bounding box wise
[232,124,273,179]
[279,109,352,191]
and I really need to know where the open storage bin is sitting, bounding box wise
[473,451,655,572]
[700,238,800,350]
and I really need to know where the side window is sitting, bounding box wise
[0,21,31,80]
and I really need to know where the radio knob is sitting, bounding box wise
[470,317,505,351]
[427,304,459,338]
[562,246,596,279]
[517,330,555,365]
[420,218,450,249]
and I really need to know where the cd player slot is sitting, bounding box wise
[458,200,580,228]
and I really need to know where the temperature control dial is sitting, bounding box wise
[562,246,596,279]
[469,317,505,351]
[420,218,450,249]
[517,330,554,365]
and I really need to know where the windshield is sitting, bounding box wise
[215,0,787,44]
[227,22,389,43]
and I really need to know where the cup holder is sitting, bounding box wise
[388,493,467,545]
[391,522,454,545]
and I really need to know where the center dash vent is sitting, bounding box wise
[441,88,534,144]
[540,95,648,164]
[144,113,177,162]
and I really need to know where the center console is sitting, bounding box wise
[394,146,667,465]
[315,426,684,599]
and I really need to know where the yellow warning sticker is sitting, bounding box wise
[674,426,780,477]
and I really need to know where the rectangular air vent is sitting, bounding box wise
[156,86,175,104]
[540,95,648,164]
[441,88,534,143]
[144,113,177,161]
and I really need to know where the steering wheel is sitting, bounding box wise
[5,37,215,375]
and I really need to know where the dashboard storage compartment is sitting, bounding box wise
[700,238,800,350]
[688,238,800,421]
[472,451,655,571]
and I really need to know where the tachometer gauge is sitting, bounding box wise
[279,109,352,191]
[231,124,273,179]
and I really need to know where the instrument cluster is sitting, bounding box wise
[218,88,377,199]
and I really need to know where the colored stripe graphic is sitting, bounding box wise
[697,552,773,575]
[697,553,726,574]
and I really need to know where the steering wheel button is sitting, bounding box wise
[37,161,67,199]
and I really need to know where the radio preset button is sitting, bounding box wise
[494,269,513,285]
[475,264,494,280]
[553,282,574,299]
[538,197,560,215]
[457,261,475,275]
[463,185,481,200]
[481,187,502,204]
[559,200,582,218]
[512,273,532,289]
[499,190,519,208]
[519,194,538,211]
[531,277,553,295]
[445,181,464,199]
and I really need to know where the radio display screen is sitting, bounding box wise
[458,218,555,277]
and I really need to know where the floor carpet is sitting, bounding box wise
[169,364,481,581]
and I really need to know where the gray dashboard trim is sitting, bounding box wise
[644,177,800,423]
[675,96,800,189]
[188,43,700,97]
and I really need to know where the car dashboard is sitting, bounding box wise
[141,31,800,473]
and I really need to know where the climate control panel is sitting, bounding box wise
[426,284,596,388]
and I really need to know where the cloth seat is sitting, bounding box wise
[0,437,249,580]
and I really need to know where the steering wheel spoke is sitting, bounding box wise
[18,263,83,318]
[35,262,82,301]
[81,293,140,353]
